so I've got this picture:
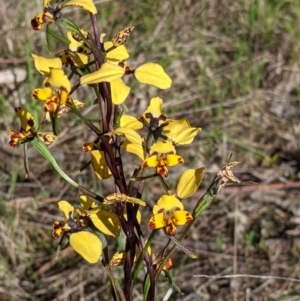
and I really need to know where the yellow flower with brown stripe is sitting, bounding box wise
[32,68,72,113]
[148,195,193,236]
[142,140,184,177]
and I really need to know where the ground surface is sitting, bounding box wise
[1,1,300,300]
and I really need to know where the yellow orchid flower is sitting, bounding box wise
[59,30,89,67]
[32,68,72,113]
[52,200,102,263]
[9,107,55,147]
[9,107,35,147]
[148,194,193,236]
[142,141,184,177]
[78,195,121,238]
[53,197,121,263]
[31,0,97,31]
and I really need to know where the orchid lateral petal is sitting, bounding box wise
[165,154,184,166]
[91,150,112,180]
[90,211,121,237]
[173,211,193,225]
[79,194,97,210]
[108,127,142,145]
[105,41,129,61]
[142,155,157,168]
[32,87,53,101]
[62,0,97,14]
[31,53,62,76]
[110,79,130,104]
[134,63,172,89]
[69,232,102,263]
[123,140,144,161]
[172,127,200,145]
[120,115,143,130]
[104,193,146,206]
[80,63,124,85]
[176,168,205,200]
[163,119,201,145]
[148,213,164,230]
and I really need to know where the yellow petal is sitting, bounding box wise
[46,68,71,92]
[154,195,183,214]
[62,0,97,14]
[91,150,112,179]
[104,193,146,206]
[148,213,164,230]
[163,118,201,145]
[120,114,143,130]
[165,154,184,166]
[90,211,121,237]
[15,107,34,132]
[31,53,62,76]
[176,168,205,200]
[69,232,102,263]
[135,63,172,89]
[79,194,97,209]
[142,155,157,168]
[150,140,175,155]
[105,41,129,61]
[58,200,74,219]
[172,127,200,145]
[68,52,89,67]
[108,127,142,145]
[80,63,124,85]
[173,211,193,225]
[110,79,130,104]
[67,31,86,51]
[32,87,53,101]
[123,140,144,160]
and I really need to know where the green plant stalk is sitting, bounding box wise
[143,273,151,301]
[31,138,79,188]
[104,264,125,301]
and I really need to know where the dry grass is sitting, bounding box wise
[1,0,300,300]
